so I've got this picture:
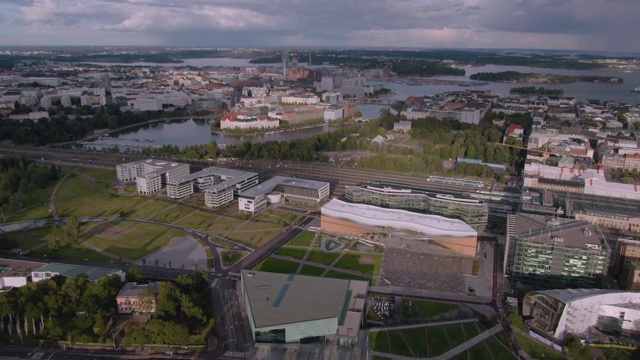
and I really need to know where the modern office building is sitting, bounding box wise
[116,159,190,195]
[345,183,488,231]
[165,166,258,206]
[321,199,478,256]
[241,270,367,345]
[238,176,330,214]
[503,214,610,289]
[522,289,640,341]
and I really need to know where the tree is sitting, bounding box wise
[126,266,145,283]
[65,215,80,245]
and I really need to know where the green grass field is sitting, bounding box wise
[56,191,145,218]
[452,332,519,360]
[444,323,467,349]
[64,166,117,181]
[507,311,528,332]
[298,265,325,276]
[149,204,195,224]
[274,247,308,260]
[10,204,52,222]
[254,258,300,274]
[514,333,564,360]
[401,299,458,320]
[325,270,371,283]
[305,250,341,266]
[30,243,114,262]
[228,229,279,249]
[84,222,184,260]
[287,231,316,247]
[56,175,94,198]
[221,250,244,266]
[125,200,170,219]
[172,211,214,230]
[205,216,245,234]
[333,253,380,275]
[0,227,52,250]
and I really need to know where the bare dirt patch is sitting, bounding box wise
[359,257,376,265]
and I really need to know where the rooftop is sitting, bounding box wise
[117,282,159,298]
[514,214,605,250]
[239,176,329,199]
[33,262,123,281]
[0,258,46,277]
[242,270,350,328]
[168,166,257,186]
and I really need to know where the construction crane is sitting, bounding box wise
[493,142,554,164]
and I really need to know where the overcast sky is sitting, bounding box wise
[1,0,639,53]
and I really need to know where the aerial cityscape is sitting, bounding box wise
[1,1,640,360]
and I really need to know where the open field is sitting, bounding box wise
[452,332,519,360]
[30,243,114,262]
[173,211,214,230]
[56,175,94,198]
[254,258,299,274]
[64,166,117,181]
[205,216,245,235]
[84,222,185,260]
[149,204,195,224]
[56,191,145,218]
[228,228,280,248]
[125,200,170,219]
[11,204,52,222]
[287,230,316,247]
[0,227,52,250]
[401,299,459,320]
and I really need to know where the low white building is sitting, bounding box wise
[238,176,330,214]
[116,159,190,195]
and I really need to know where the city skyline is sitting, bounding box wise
[0,0,639,53]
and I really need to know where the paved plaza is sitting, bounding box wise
[381,248,466,294]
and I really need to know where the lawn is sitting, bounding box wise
[401,299,458,320]
[401,327,428,358]
[0,227,52,251]
[30,243,114,262]
[10,204,52,222]
[64,166,117,181]
[149,204,195,224]
[220,250,244,266]
[298,265,325,276]
[305,250,341,266]
[507,311,528,332]
[287,230,316,247]
[173,211,214,230]
[425,325,451,357]
[125,200,171,220]
[56,175,94,198]
[514,332,564,360]
[333,253,379,275]
[443,323,467,349]
[205,216,245,234]
[56,191,145,218]
[254,258,300,274]
[274,247,308,260]
[370,331,391,354]
[462,320,482,340]
[325,270,371,284]
[84,222,185,260]
[484,335,518,359]
[228,229,279,249]
[386,330,413,357]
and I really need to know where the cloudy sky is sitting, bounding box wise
[1,0,638,53]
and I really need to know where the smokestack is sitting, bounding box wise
[308,50,312,66]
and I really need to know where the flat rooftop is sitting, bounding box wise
[239,176,329,198]
[169,166,257,186]
[514,214,605,250]
[0,258,46,277]
[242,270,350,328]
[33,262,122,281]
[120,158,188,175]
[117,282,158,297]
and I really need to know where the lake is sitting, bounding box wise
[86,119,342,150]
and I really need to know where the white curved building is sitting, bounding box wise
[321,199,478,256]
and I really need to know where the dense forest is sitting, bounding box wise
[0,157,59,220]
[0,271,213,346]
